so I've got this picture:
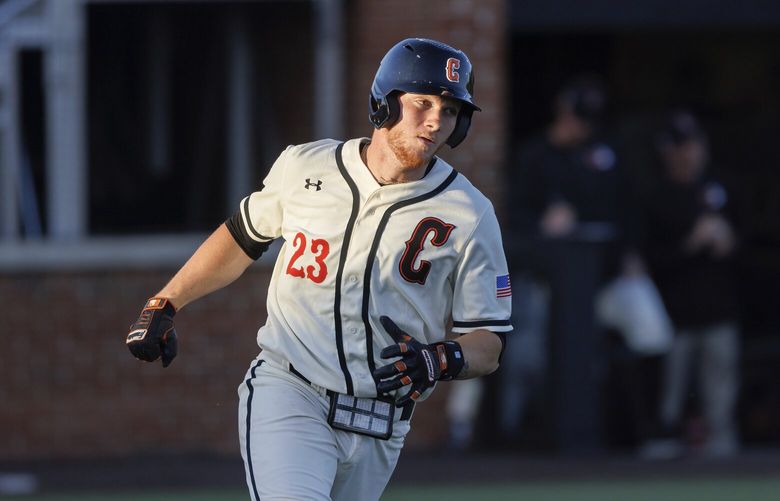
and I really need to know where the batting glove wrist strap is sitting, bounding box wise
[126,297,178,368]
[432,340,465,381]
[373,316,466,406]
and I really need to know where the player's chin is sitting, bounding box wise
[408,152,435,169]
[394,147,432,169]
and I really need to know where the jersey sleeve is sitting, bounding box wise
[451,208,513,334]
[225,146,289,259]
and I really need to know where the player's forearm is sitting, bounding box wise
[453,329,502,379]
[157,223,254,309]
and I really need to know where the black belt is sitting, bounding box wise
[289,363,414,421]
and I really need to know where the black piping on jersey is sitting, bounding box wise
[333,143,360,395]
[362,167,459,375]
[243,359,264,501]
[453,319,512,329]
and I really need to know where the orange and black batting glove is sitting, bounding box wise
[373,315,465,407]
[126,297,178,368]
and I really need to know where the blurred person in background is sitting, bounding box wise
[493,74,671,451]
[641,110,741,459]
[512,75,625,242]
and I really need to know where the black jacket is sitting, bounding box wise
[643,173,739,329]
[508,133,640,279]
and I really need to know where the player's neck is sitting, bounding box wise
[362,138,427,186]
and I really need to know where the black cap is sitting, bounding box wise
[558,75,607,123]
[658,110,705,146]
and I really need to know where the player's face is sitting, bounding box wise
[386,93,462,169]
[663,139,708,184]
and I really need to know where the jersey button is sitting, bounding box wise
[350,327,358,334]
[349,275,358,283]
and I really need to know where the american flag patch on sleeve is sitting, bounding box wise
[496,274,512,298]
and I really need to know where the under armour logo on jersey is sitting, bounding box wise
[305,178,323,191]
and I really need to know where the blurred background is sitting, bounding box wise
[2,0,780,498]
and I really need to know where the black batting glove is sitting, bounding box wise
[126,297,178,368]
[373,315,465,407]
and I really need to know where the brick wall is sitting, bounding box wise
[0,0,507,461]
[0,269,271,459]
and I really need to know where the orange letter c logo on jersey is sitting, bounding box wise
[446,58,460,83]
[400,217,456,285]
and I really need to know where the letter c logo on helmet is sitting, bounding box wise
[446,58,460,83]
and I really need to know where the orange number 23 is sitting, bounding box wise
[285,232,330,283]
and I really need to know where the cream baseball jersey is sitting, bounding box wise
[227,138,512,398]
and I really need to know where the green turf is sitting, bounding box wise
[3,478,780,501]
[0,492,246,501]
[383,477,780,501]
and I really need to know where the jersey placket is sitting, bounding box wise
[338,189,386,396]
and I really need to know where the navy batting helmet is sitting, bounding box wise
[369,38,480,148]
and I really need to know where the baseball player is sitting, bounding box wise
[126,38,512,501]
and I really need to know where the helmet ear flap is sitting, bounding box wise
[369,91,401,129]
[446,108,473,147]
[369,93,388,128]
